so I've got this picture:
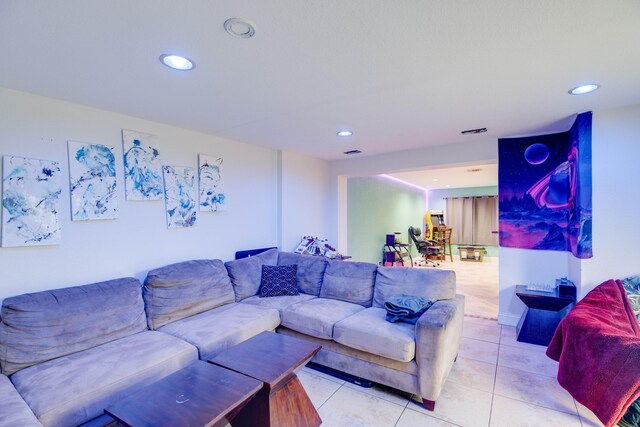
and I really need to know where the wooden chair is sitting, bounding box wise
[433,227,453,262]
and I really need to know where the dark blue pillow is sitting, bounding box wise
[259,265,299,297]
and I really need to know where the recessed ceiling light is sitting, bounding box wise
[159,54,195,71]
[433,178,439,182]
[568,84,599,95]
[445,185,451,188]
[337,130,353,137]
[224,18,256,38]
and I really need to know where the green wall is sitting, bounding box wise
[348,176,426,264]
[428,186,499,257]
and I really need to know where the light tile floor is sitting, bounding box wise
[416,256,499,320]
[298,315,605,427]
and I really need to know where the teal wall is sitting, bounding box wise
[348,176,426,264]
[428,186,499,257]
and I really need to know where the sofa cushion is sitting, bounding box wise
[225,248,279,301]
[277,252,327,296]
[158,303,280,360]
[259,264,299,297]
[281,298,364,339]
[333,307,416,362]
[10,331,197,427]
[143,259,235,329]
[373,267,456,308]
[0,375,42,426]
[320,260,377,307]
[0,277,147,376]
[240,293,317,315]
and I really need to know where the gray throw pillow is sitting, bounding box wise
[225,248,279,301]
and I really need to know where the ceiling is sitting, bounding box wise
[389,163,498,191]
[1,1,639,161]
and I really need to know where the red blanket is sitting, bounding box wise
[546,279,640,427]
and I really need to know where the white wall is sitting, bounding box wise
[498,248,570,325]
[580,104,640,294]
[279,150,331,252]
[0,88,280,300]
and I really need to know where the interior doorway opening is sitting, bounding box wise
[344,162,500,320]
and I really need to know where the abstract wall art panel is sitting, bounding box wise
[198,154,226,212]
[498,112,592,258]
[162,165,197,229]
[2,156,62,247]
[68,141,117,221]
[122,129,163,201]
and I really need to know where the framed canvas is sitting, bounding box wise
[122,129,163,201]
[2,156,62,247]
[68,141,117,220]
[198,154,225,211]
[163,165,197,229]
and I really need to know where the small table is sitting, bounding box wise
[210,331,321,427]
[383,243,413,267]
[105,361,262,427]
[515,285,576,346]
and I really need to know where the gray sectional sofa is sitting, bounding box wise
[0,248,464,426]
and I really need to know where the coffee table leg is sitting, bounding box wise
[231,374,321,427]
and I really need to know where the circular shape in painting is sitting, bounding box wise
[524,143,549,165]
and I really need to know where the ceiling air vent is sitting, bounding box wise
[343,149,362,155]
[461,127,487,135]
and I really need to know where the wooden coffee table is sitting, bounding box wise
[105,361,262,427]
[209,331,322,427]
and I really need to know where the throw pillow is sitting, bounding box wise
[260,265,299,297]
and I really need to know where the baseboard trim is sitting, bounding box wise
[498,312,521,326]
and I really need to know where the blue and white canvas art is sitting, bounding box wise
[2,156,62,247]
[68,141,117,221]
[122,129,163,201]
[198,154,226,211]
[162,166,197,229]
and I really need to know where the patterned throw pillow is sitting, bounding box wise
[259,265,299,297]
[621,275,640,325]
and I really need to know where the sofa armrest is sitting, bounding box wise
[0,375,42,426]
[414,294,465,401]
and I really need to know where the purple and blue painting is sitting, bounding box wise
[498,112,592,258]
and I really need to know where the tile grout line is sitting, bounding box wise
[315,381,345,412]
[392,407,406,427]
[487,324,502,427]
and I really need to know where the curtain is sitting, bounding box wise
[473,197,498,246]
[445,196,498,246]
[446,197,473,244]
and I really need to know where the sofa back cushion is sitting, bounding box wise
[320,260,377,307]
[144,259,235,329]
[277,252,327,296]
[225,248,279,301]
[0,277,147,375]
[373,267,456,308]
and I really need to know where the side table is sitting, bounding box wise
[383,243,413,267]
[210,331,321,427]
[515,285,575,346]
